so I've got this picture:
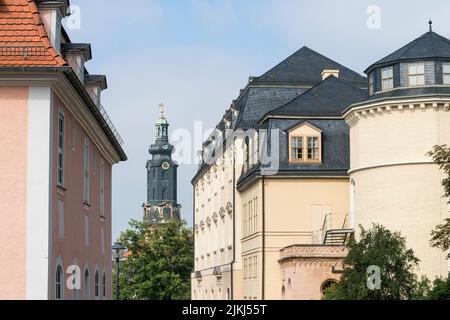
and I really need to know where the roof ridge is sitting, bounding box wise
[259,76,366,122]
[260,76,332,120]
[252,46,310,83]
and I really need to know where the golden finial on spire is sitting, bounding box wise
[159,103,165,116]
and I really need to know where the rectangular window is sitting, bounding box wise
[100,159,105,217]
[57,111,64,186]
[408,63,425,86]
[307,137,320,160]
[381,67,393,90]
[443,63,450,84]
[83,137,90,204]
[71,116,77,151]
[253,255,257,279]
[291,136,303,160]
[369,73,374,95]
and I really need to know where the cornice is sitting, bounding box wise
[344,97,450,127]
[0,72,122,164]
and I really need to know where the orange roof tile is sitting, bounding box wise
[0,0,66,66]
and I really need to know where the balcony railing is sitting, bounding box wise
[0,45,47,59]
[85,87,124,146]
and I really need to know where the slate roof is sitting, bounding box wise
[262,76,368,121]
[251,46,367,87]
[365,31,450,73]
[0,0,66,66]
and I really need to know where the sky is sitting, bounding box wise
[65,0,450,241]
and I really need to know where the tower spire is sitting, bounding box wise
[159,102,165,117]
[428,19,433,32]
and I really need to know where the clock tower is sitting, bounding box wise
[143,104,181,224]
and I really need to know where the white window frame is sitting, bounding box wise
[443,63,450,84]
[100,159,105,217]
[57,110,65,187]
[408,63,425,86]
[83,137,90,204]
[381,67,394,90]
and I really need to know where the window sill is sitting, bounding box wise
[56,185,66,196]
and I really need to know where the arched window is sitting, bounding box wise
[152,188,155,199]
[162,170,168,180]
[153,169,156,180]
[102,272,106,299]
[162,188,167,200]
[56,265,63,300]
[94,270,99,299]
[321,279,338,296]
[281,285,286,300]
[84,269,90,300]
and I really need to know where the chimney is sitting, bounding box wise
[321,69,340,80]
[61,43,92,83]
[36,0,70,53]
[85,75,107,107]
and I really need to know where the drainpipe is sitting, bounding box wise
[261,176,266,300]
[231,141,236,300]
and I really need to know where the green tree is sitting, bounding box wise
[116,219,193,300]
[428,145,450,253]
[426,278,450,300]
[323,224,428,300]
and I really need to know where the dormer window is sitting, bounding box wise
[381,67,393,90]
[443,63,450,84]
[307,137,320,160]
[291,137,303,159]
[288,122,322,163]
[408,63,425,86]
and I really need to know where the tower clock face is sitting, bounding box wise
[161,162,170,170]
[163,144,169,150]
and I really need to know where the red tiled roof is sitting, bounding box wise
[0,0,66,66]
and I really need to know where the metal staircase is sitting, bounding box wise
[320,213,354,245]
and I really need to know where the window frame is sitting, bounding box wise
[368,72,374,95]
[56,264,63,300]
[83,137,90,204]
[289,134,321,163]
[57,110,65,187]
[443,63,450,84]
[381,67,394,91]
[408,62,425,87]
[291,136,303,160]
[99,159,105,218]
[94,270,99,299]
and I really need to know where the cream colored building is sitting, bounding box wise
[191,46,367,300]
[344,28,450,280]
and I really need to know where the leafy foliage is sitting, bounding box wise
[428,145,450,252]
[426,278,450,300]
[116,219,193,300]
[323,224,427,300]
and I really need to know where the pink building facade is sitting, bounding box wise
[0,0,126,300]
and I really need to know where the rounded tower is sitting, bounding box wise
[344,24,450,279]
